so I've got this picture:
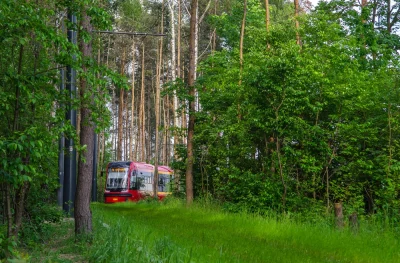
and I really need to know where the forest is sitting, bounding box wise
[1,0,400,260]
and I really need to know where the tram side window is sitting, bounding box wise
[136,170,153,191]
[130,171,137,190]
[158,174,171,192]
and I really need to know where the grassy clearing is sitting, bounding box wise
[24,218,87,263]
[88,199,400,263]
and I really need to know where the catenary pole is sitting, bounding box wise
[63,10,77,215]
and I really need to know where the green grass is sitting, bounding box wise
[88,199,400,263]
[24,218,86,263]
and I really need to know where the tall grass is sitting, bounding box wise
[88,199,400,263]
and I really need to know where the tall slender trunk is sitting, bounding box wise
[6,183,12,237]
[163,96,168,165]
[239,0,247,86]
[186,0,198,205]
[134,99,139,160]
[387,103,393,177]
[265,0,270,48]
[112,88,117,159]
[182,64,186,145]
[140,44,146,162]
[387,0,392,33]
[154,1,164,197]
[173,0,183,192]
[130,41,136,160]
[146,88,151,163]
[117,48,126,160]
[294,0,301,45]
[177,0,181,80]
[124,93,129,160]
[75,8,94,235]
[169,0,180,155]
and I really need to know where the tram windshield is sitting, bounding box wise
[158,173,172,192]
[106,167,128,191]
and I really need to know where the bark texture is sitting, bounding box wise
[74,8,94,235]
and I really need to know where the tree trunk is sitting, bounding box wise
[154,1,164,197]
[6,183,12,238]
[112,88,117,159]
[124,91,129,160]
[117,47,126,160]
[170,0,180,157]
[294,0,301,45]
[334,202,344,229]
[239,0,247,86]
[140,44,146,162]
[177,0,181,80]
[130,40,136,160]
[146,86,151,163]
[173,0,182,193]
[186,0,198,205]
[75,7,94,235]
[265,0,270,48]
[12,181,29,237]
[349,212,358,232]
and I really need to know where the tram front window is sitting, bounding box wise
[106,167,128,191]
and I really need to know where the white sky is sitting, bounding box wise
[309,0,321,8]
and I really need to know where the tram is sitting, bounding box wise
[104,161,173,203]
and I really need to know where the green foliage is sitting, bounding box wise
[0,0,124,247]
[190,0,400,219]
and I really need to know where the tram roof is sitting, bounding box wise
[107,161,173,173]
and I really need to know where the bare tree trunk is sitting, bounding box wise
[147,87,151,163]
[276,135,287,209]
[124,92,129,160]
[212,0,217,54]
[75,8,94,235]
[112,88,117,160]
[294,0,301,45]
[165,95,170,165]
[239,0,247,86]
[12,181,29,237]
[140,44,146,162]
[177,0,182,80]
[154,1,164,197]
[334,202,344,229]
[182,64,186,145]
[6,183,12,238]
[387,0,392,33]
[117,48,126,160]
[169,0,180,159]
[130,40,136,160]
[173,0,182,192]
[186,0,198,205]
[134,98,140,160]
[265,0,270,48]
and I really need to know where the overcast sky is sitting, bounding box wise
[309,0,321,8]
